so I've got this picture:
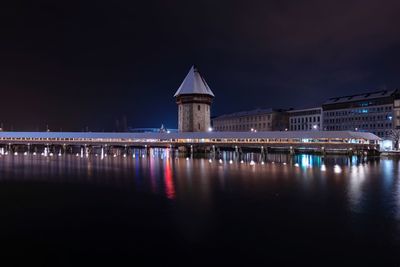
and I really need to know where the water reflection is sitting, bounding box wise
[163,151,175,200]
[0,150,399,221]
[294,154,321,169]
[0,149,399,266]
[397,170,400,220]
[348,164,367,213]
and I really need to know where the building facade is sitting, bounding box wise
[174,66,214,132]
[288,107,322,131]
[322,90,400,138]
[212,108,289,132]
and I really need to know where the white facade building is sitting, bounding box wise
[322,90,400,138]
[288,107,323,131]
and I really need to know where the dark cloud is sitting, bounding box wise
[0,0,399,130]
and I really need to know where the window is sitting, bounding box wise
[198,123,200,130]
[198,105,201,111]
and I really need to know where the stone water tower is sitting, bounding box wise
[174,66,215,132]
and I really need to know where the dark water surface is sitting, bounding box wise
[0,151,399,266]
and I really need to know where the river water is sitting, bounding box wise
[0,150,399,266]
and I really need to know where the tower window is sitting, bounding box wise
[198,123,200,130]
[198,105,201,111]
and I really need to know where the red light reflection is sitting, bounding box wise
[164,156,175,200]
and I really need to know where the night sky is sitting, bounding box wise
[1,0,400,131]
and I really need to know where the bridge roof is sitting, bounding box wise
[174,66,215,97]
[0,131,381,141]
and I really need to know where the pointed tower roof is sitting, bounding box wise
[174,66,215,97]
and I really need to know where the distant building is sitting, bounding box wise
[128,125,178,133]
[212,108,289,132]
[128,128,178,133]
[322,89,400,138]
[288,107,322,131]
[174,66,214,132]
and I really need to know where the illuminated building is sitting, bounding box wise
[174,66,215,132]
[288,107,323,131]
[322,90,400,137]
[212,108,289,132]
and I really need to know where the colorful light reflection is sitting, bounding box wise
[164,152,176,200]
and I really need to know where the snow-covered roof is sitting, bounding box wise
[287,107,322,113]
[213,108,289,120]
[0,131,380,141]
[323,89,398,105]
[174,66,215,97]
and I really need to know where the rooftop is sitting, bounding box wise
[323,89,399,105]
[174,66,215,97]
[213,108,286,120]
[287,107,322,113]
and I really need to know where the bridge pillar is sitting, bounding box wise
[238,147,243,162]
[264,147,269,161]
[168,145,174,158]
[123,145,128,157]
[347,148,353,157]
[321,146,326,156]
[105,144,110,157]
[234,145,239,161]
[144,145,150,157]
[260,146,265,162]
[101,146,105,158]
